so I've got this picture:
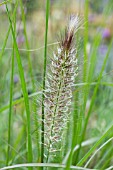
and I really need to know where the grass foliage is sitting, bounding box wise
[0,0,113,170]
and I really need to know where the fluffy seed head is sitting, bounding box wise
[44,15,79,162]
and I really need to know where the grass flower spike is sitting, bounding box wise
[44,15,79,162]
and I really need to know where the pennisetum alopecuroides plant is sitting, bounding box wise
[42,15,80,163]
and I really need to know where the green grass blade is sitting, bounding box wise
[83,0,89,82]
[76,35,112,163]
[82,38,113,142]
[41,0,50,163]
[19,0,35,89]
[84,137,113,167]
[0,1,19,61]
[6,2,18,166]
[0,91,42,114]
[20,0,40,161]
[75,34,101,162]
[6,47,14,166]
[77,39,113,166]
[77,124,113,166]
[95,147,113,169]
[100,155,113,170]
[6,43,15,166]
[0,163,95,170]
[5,4,33,168]
[74,0,89,163]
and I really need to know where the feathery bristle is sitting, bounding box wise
[68,15,79,34]
[62,15,79,51]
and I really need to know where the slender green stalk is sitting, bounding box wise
[20,0,40,161]
[81,38,113,144]
[19,0,35,89]
[77,39,113,166]
[77,124,113,166]
[6,3,17,165]
[0,1,19,61]
[6,4,33,169]
[100,154,113,170]
[75,0,89,163]
[65,38,80,169]
[95,147,113,169]
[95,141,113,169]
[75,34,101,163]
[41,0,50,163]
[83,0,89,83]
[0,163,93,170]
[6,47,15,166]
[85,137,113,167]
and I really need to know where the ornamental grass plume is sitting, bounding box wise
[44,15,79,162]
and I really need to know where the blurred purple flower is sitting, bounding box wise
[88,14,95,23]
[17,35,25,47]
[102,28,111,39]
[14,75,19,84]
[98,44,108,55]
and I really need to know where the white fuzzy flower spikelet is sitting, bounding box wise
[44,15,79,162]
